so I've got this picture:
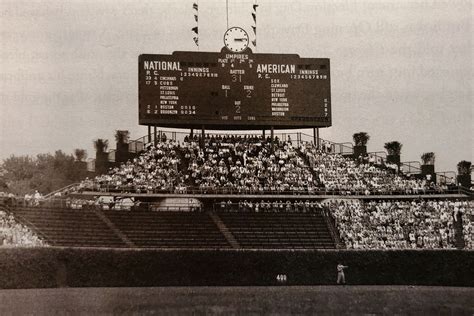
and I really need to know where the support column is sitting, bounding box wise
[314,127,320,149]
[153,126,157,146]
[317,128,320,149]
[147,126,151,144]
[270,126,274,152]
[262,129,265,139]
[200,125,205,149]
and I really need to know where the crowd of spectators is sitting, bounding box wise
[300,144,445,195]
[182,135,318,193]
[77,135,456,196]
[24,190,44,206]
[0,210,46,247]
[326,199,472,249]
[461,201,474,249]
[216,199,324,213]
[79,140,186,193]
[1,191,45,207]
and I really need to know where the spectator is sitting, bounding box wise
[0,210,46,247]
[326,199,472,249]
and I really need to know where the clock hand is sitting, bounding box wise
[234,38,248,42]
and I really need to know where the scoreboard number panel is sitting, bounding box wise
[138,50,331,129]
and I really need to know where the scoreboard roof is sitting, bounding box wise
[138,49,331,129]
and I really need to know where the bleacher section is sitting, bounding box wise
[13,207,124,248]
[217,212,335,249]
[7,136,471,251]
[77,137,460,196]
[102,210,230,249]
[8,206,338,250]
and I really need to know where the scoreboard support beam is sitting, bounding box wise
[200,125,205,149]
[270,126,274,152]
[190,128,194,139]
[314,128,320,149]
[147,126,151,144]
[153,126,157,145]
[262,129,265,139]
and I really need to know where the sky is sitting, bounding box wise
[0,0,472,173]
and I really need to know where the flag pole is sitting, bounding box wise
[192,1,199,50]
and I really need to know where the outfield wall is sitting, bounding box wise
[0,248,472,289]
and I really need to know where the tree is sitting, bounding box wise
[457,160,472,175]
[421,152,435,165]
[1,155,35,181]
[94,139,109,154]
[74,149,87,162]
[94,139,109,174]
[115,130,131,163]
[384,141,403,156]
[352,132,370,146]
[115,130,130,144]
[0,151,85,196]
[457,160,472,188]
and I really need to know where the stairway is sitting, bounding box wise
[208,212,240,249]
[453,213,465,249]
[295,147,320,184]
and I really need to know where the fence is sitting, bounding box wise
[75,185,468,197]
[212,201,327,212]
[86,158,95,172]
[436,171,457,185]
[400,161,422,175]
[2,197,203,212]
[0,248,472,288]
[127,129,355,155]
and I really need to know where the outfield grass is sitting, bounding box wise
[0,286,472,315]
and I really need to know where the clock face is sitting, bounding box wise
[224,27,249,53]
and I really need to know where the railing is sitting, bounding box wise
[86,158,95,172]
[128,138,145,153]
[107,150,116,162]
[75,185,468,197]
[44,182,80,199]
[436,171,457,186]
[298,132,354,155]
[1,197,203,212]
[212,201,324,212]
[367,151,387,166]
[125,129,355,156]
[3,188,473,215]
[400,161,422,175]
[458,186,474,196]
[335,142,354,155]
[320,207,344,249]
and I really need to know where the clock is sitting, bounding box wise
[223,27,249,53]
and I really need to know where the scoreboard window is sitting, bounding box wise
[138,50,331,129]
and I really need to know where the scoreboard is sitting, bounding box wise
[138,49,331,129]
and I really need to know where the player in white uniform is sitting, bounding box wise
[337,263,348,284]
